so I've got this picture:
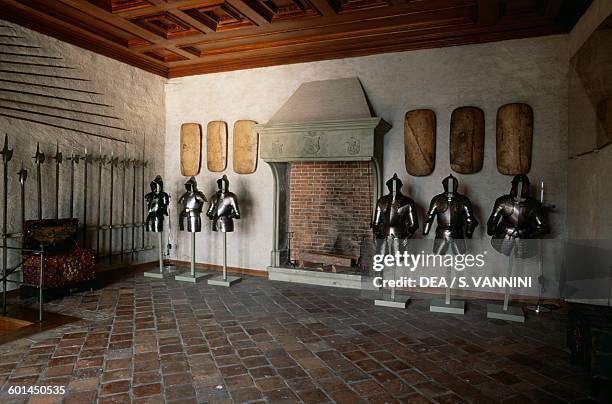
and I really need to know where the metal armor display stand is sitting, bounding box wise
[374,238,410,309]
[143,232,178,279]
[487,246,525,322]
[374,266,410,309]
[430,267,465,315]
[527,181,550,314]
[175,232,211,283]
[208,232,241,287]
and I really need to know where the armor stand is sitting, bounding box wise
[175,232,211,283]
[430,267,465,315]
[208,232,241,287]
[144,232,178,279]
[487,247,525,322]
[375,239,410,309]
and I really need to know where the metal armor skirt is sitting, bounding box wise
[179,214,201,232]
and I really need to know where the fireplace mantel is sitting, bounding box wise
[256,117,390,163]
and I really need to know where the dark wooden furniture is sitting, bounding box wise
[20,219,96,302]
[567,302,612,384]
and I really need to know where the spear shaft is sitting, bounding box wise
[108,155,118,265]
[81,151,92,247]
[1,135,12,316]
[131,160,138,261]
[68,153,79,218]
[120,159,127,262]
[96,153,107,260]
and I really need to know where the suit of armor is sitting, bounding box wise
[487,175,548,258]
[423,175,478,255]
[179,177,207,232]
[206,175,240,233]
[145,175,169,233]
[373,173,418,240]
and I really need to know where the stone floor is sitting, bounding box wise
[0,269,604,404]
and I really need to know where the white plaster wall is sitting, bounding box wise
[566,3,612,240]
[0,20,166,290]
[165,35,569,277]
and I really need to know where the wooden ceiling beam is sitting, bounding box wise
[53,0,162,44]
[226,0,271,27]
[309,0,338,17]
[545,0,563,18]
[477,0,500,25]
[167,9,216,34]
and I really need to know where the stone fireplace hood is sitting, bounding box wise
[255,78,391,274]
[256,77,390,163]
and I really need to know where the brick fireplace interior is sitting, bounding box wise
[289,161,374,267]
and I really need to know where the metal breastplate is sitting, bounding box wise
[434,197,466,235]
[497,200,537,237]
[208,191,239,232]
[146,193,167,215]
[181,193,205,215]
[375,194,417,239]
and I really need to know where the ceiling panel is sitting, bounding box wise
[0,0,592,78]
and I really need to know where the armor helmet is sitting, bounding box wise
[217,175,229,192]
[185,176,197,192]
[510,174,530,202]
[150,175,163,193]
[442,174,458,197]
[385,173,402,194]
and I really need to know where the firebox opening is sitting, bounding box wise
[288,161,373,273]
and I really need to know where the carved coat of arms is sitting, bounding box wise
[271,139,284,154]
[304,132,321,154]
[346,137,360,155]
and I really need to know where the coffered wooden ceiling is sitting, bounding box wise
[0,0,592,78]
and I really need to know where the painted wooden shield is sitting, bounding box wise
[496,103,533,175]
[404,109,436,176]
[180,123,201,176]
[233,120,258,174]
[207,121,227,172]
[450,106,484,174]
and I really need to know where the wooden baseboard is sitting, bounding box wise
[167,260,268,278]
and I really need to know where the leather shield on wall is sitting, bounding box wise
[207,121,227,172]
[496,103,533,175]
[404,109,436,176]
[180,123,202,176]
[450,106,484,174]
[233,120,258,174]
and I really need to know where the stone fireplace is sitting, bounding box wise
[255,78,390,288]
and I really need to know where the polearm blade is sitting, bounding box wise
[108,154,118,265]
[131,159,139,261]
[53,142,63,219]
[80,149,92,247]
[32,143,45,220]
[67,151,80,218]
[96,152,107,261]
[17,161,27,231]
[1,134,13,315]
